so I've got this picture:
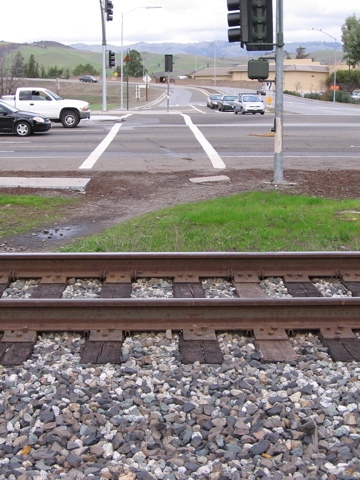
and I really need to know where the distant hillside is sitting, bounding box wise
[70,40,343,58]
[0,40,343,79]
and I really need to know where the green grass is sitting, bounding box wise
[0,195,77,237]
[61,192,360,253]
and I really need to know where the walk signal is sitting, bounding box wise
[109,50,115,68]
[227,0,249,45]
[105,0,113,21]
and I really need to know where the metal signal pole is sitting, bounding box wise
[99,0,107,111]
[274,0,284,182]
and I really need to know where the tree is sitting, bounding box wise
[125,50,143,77]
[25,54,40,78]
[11,51,25,77]
[326,68,360,93]
[0,53,22,95]
[342,14,360,67]
[295,46,309,59]
[72,63,99,76]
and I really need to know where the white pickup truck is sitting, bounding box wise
[1,87,90,128]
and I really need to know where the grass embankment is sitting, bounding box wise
[61,192,360,253]
[0,195,76,238]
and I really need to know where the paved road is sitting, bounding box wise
[1,85,359,173]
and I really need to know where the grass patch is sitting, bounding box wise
[0,195,77,237]
[61,192,360,252]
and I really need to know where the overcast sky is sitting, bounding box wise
[1,0,358,46]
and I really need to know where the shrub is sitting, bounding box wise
[284,90,302,96]
[304,93,321,100]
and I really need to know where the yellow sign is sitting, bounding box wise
[113,72,118,76]
[266,97,273,104]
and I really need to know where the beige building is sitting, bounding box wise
[192,58,338,94]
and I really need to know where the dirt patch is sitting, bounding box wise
[0,168,359,252]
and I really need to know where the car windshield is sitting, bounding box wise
[0,102,18,113]
[45,89,63,101]
[243,95,261,102]
[223,96,237,101]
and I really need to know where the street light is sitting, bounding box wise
[120,6,162,109]
[202,41,217,86]
[309,28,337,102]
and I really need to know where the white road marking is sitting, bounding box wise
[181,114,226,169]
[190,104,206,114]
[79,123,122,170]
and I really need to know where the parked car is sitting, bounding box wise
[0,100,51,137]
[234,94,265,115]
[206,94,223,109]
[351,91,360,99]
[80,75,98,83]
[256,86,269,96]
[217,95,238,111]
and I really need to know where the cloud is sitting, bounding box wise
[1,0,358,46]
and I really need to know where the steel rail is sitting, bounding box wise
[0,252,359,280]
[0,297,359,332]
[0,252,359,334]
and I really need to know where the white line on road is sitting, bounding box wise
[79,122,123,170]
[190,104,206,114]
[181,114,226,169]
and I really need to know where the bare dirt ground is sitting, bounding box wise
[1,168,359,252]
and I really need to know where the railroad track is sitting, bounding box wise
[0,252,359,366]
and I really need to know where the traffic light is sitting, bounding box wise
[165,55,173,72]
[105,0,113,21]
[227,0,249,46]
[247,0,273,51]
[109,50,115,68]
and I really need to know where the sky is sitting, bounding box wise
[1,0,358,46]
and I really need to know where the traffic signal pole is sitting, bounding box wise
[99,0,107,112]
[273,0,284,182]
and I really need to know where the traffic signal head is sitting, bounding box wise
[247,0,273,51]
[165,54,173,72]
[109,50,115,68]
[227,0,249,45]
[105,0,113,21]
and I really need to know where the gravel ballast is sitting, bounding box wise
[0,277,359,480]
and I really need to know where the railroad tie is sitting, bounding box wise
[253,327,298,363]
[319,327,360,362]
[179,328,223,364]
[0,330,37,366]
[341,281,360,297]
[81,329,123,364]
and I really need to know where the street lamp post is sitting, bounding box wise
[203,41,217,86]
[120,6,162,109]
[310,28,337,102]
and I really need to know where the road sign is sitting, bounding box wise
[143,75,152,83]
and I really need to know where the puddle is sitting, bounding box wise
[35,225,84,240]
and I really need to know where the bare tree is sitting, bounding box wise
[0,54,21,96]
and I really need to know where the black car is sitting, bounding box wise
[217,95,238,111]
[0,101,51,137]
[80,75,98,83]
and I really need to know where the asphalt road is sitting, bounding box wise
[1,85,360,173]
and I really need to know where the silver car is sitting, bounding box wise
[234,94,265,115]
[206,94,223,109]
